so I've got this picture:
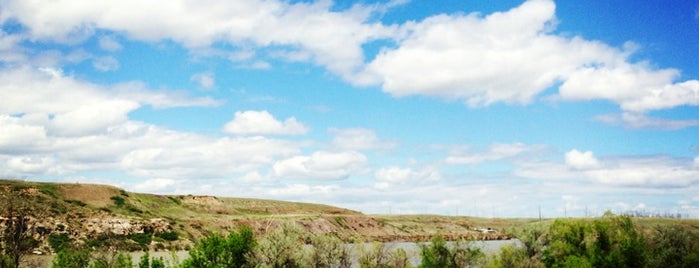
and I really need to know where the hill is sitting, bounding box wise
[0,179,510,254]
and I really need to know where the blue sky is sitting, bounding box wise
[1,0,698,218]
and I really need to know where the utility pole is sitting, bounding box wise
[538,205,542,221]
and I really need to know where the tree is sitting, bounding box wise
[0,189,41,268]
[248,223,308,268]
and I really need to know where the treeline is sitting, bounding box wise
[3,215,699,267]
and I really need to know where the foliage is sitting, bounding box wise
[489,244,544,268]
[138,252,166,268]
[357,243,393,268]
[419,236,484,268]
[49,233,73,253]
[248,223,308,268]
[155,231,179,242]
[543,215,646,268]
[0,193,41,268]
[307,233,351,268]
[111,196,126,207]
[646,225,699,268]
[90,251,134,268]
[180,225,256,268]
[52,249,91,268]
[128,233,153,249]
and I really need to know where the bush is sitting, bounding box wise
[155,231,179,242]
[49,233,72,253]
[248,223,308,268]
[543,215,646,268]
[128,233,152,250]
[180,225,256,268]
[90,251,133,268]
[419,236,484,268]
[138,252,166,268]
[308,234,351,268]
[52,249,91,268]
[110,196,126,207]
[357,242,411,268]
[646,225,699,268]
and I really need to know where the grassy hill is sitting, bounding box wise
[2,179,698,255]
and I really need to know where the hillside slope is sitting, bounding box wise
[0,179,508,254]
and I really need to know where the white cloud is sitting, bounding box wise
[446,143,530,165]
[565,149,600,170]
[0,0,395,80]
[92,56,119,71]
[272,151,369,180]
[133,178,176,192]
[330,128,396,151]
[98,36,122,51]
[593,112,699,130]
[374,166,440,189]
[223,110,308,136]
[190,72,215,89]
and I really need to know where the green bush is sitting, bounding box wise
[308,233,352,268]
[128,233,152,250]
[110,196,126,207]
[90,251,133,268]
[155,231,179,242]
[52,249,91,268]
[419,236,484,268]
[138,252,166,268]
[543,215,646,268]
[49,233,72,253]
[646,225,699,268]
[248,223,308,268]
[180,225,256,268]
[357,242,411,268]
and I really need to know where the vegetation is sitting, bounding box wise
[419,236,484,268]
[180,226,255,268]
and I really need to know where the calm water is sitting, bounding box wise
[29,239,521,267]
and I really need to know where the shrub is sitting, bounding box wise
[308,234,351,268]
[128,233,152,250]
[180,225,256,268]
[155,231,179,242]
[646,225,699,268]
[138,252,166,268]
[90,251,133,268]
[52,249,91,268]
[110,196,126,207]
[248,223,308,268]
[543,215,646,268]
[419,236,484,268]
[48,233,72,253]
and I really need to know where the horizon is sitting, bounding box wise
[1,0,698,218]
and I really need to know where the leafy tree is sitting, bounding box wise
[180,225,256,268]
[90,251,133,268]
[0,190,41,268]
[489,244,544,268]
[357,242,393,268]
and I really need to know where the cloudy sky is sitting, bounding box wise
[1,0,698,218]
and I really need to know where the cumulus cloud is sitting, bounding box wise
[272,151,369,180]
[446,143,531,165]
[565,149,600,170]
[518,151,699,188]
[359,0,698,126]
[190,72,215,89]
[330,128,396,151]
[593,113,699,130]
[92,56,119,71]
[374,166,440,189]
[0,0,396,80]
[223,110,308,136]
[98,36,122,51]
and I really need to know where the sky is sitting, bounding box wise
[1,0,698,218]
